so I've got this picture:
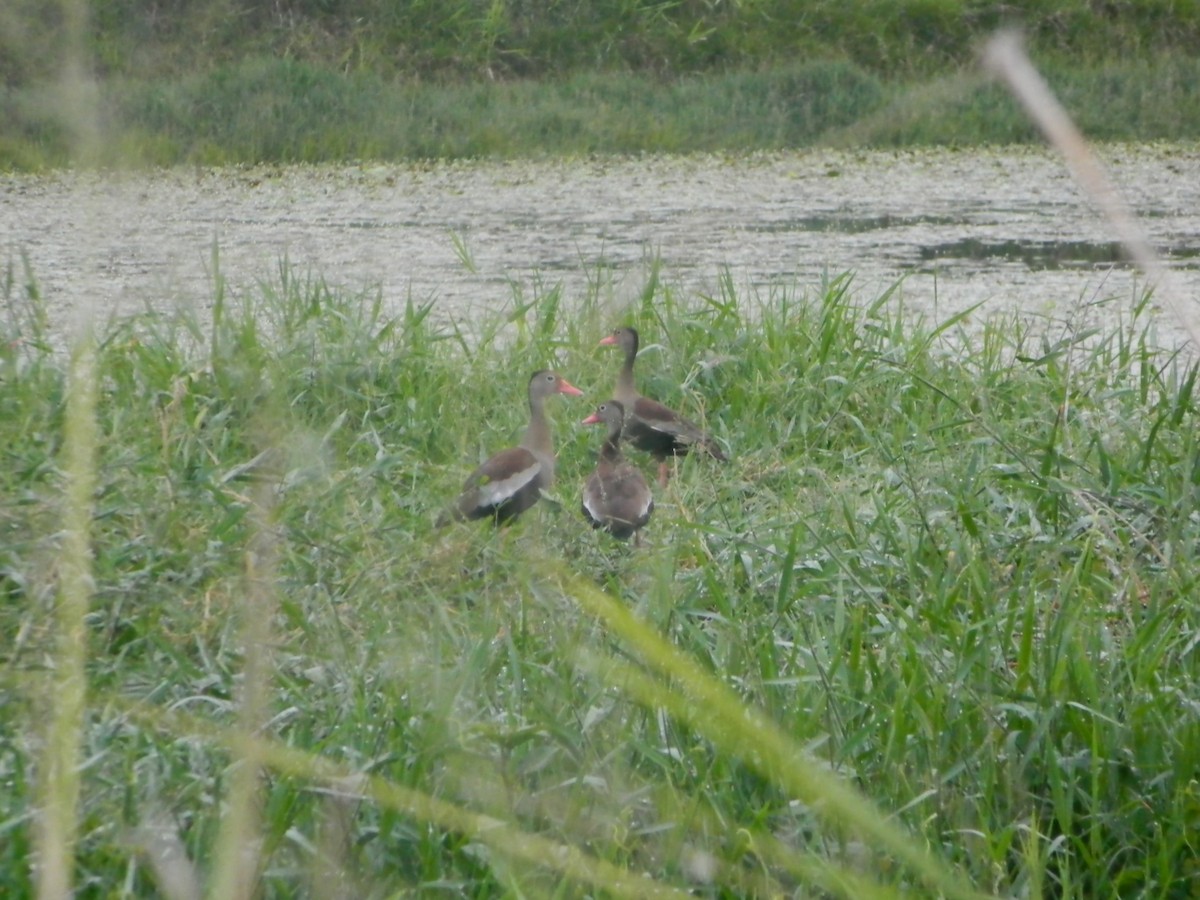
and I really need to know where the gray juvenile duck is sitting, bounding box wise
[598,326,727,484]
[581,400,654,541]
[441,370,583,526]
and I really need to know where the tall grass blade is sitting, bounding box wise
[982,30,1200,349]
[206,470,282,900]
[35,332,98,900]
[122,702,693,899]
[561,574,993,900]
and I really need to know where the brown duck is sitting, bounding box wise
[581,400,654,541]
[441,370,583,525]
[598,326,726,484]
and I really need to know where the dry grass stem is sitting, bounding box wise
[35,333,98,900]
[206,470,282,900]
[982,30,1200,349]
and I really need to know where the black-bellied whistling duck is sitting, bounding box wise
[581,400,654,541]
[598,326,726,485]
[441,370,583,526]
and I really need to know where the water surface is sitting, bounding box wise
[3,145,1199,349]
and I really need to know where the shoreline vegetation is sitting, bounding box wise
[3,265,1199,896]
[4,2,1200,169]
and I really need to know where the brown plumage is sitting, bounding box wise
[598,326,726,484]
[581,400,654,541]
[441,370,583,526]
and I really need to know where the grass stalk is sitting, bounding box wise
[206,472,282,900]
[982,30,1200,349]
[121,702,692,899]
[563,574,993,900]
[34,331,98,900]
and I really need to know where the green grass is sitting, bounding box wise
[3,256,1200,897]
[10,53,1200,169]
[10,0,1200,85]
[8,0,1200,170]
[10,0,1200,168]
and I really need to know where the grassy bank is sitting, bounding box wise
[9,0,1200,85]
[2,258,1199,896]
[7,0,1200,168]
[7,53,1200,170]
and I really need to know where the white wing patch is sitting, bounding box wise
[475,459,543,506]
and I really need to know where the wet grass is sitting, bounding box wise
[3,258,1200,897]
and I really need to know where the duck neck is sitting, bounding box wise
[522,392,555,475]
[598,423,624,465]
[615,341,638,401]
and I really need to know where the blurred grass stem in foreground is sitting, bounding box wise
[983,29,1200,349]
[36,333,98,900]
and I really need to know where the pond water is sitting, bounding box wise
[3,144,1200,351]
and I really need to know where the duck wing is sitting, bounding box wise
[627,396,726,461]
[455,447,546,522]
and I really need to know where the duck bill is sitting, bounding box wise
[558,379,584,396]
[597,334,618,346]
[581,412,603,425]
